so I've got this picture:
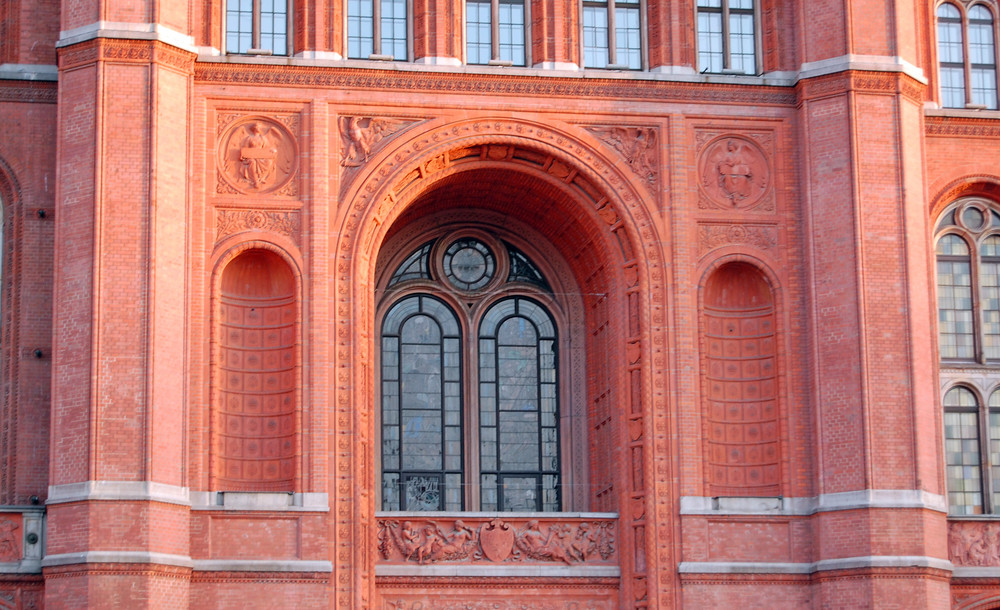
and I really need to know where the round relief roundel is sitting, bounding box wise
[443,238,496,291]
[698,136,771,210]
[218,117,298,195]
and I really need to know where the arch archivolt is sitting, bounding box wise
[332,116,673,607]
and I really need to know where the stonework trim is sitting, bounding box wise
[376,511,618,519]
[42,551,194,569]
[679,490,947,515]
[190,491,329,511]
[0,65,58,82]
[47,481,191,506]
[679,556,954,575]
[953,567,1000,578]
[193,560,333,573]
[375,565,621,578]
[56,21,196,53]
[797,54,927,84]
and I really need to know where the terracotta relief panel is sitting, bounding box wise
[950,520,1000,566]
[0,514,21,562]
[585,125,660,190]
[696,132,774,211]
[216,114,299,197]
[216,209,302,243]
[339,116,416,169]
[702,263,780,496]
[215,249,297,491]
[698,223,778,256]
[377,516,617,566]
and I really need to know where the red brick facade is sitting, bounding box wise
[0,0,998,607]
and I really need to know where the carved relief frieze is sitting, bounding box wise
[950,521,1000,566]
[585,125,659,189]
[696,132,774,211]
[0,517,19,562]
[339,116,415,168]
[216,115,299,197]
[385,600,613,610]
[216,209,301,242]
[377,516,616,565]
[698,223,778,255]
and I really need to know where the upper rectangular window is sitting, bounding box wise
[697,0,756,74]
[937,3,998,110]
[348,0,409,60]
[467,0,527,66]
[226,0,289,55]
[582,0,642,70]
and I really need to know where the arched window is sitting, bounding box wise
[379,232,561,512]
[937,197,1000,514]
[936,2,999,109]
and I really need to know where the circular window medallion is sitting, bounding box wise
[443,239,495,291]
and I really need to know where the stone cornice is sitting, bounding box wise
[194,62,799,106]
[56,38,195,72]
[56,21,196,53]
[680,490,948,516]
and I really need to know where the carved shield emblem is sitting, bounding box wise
[479,519,514,562]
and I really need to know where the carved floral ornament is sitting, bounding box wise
[216,209,301,242]
[377,517,616,565]
[696,133,773,211]
[217,116,298,196]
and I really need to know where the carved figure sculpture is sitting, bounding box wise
[716,139,754,202]
[0,519,18,562]
[515,520,574,565]
[340,116,410,167]
[239,122,278,189]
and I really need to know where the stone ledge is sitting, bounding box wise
[679,556,954,575]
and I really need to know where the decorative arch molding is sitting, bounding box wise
[956,591,1000,610]
[334,116,672,608]
[930,175,1000,219]
[206,238,305,493]
[0,152,24,506]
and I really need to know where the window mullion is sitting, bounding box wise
[607,0,618,66]
[253,0,262,50]
[721,0,731,70]
[374,0,383,56]
[467,322,481,511]
[491,0,501,61]
[975,248,988,364]
[965,13,975,107]
[982,403,994,513]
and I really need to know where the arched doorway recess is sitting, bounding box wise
[335,118,672,608]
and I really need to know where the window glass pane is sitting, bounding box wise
[480,297,560,512]
[990,401,1000,510]
[969,8,998,109]
[937,235,974,359]
[583,4,609,68]
[615,5,642,70]
[226,0,253,53]
[944,387,983,515]
[383,0,408,59]
[348,0,375,58]
[259,0,288,55]
[698,11,723,73]
[498,0,526,66]
[467,1,492,64]
[938,5,966,107]
[729,12,756,74]
[983,236,1000,359]
[381,296,462,511]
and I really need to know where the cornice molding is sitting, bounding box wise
[56,21,196,53]
[926,115,1000,137]
[680,556,954,575]
[680,489,948,516]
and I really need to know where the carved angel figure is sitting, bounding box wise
[340,116,409,167]
[715,138,754,201]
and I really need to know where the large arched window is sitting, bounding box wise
[937,197,1000,514]
[379,231,561,512]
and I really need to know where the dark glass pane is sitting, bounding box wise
[388,242,433,286]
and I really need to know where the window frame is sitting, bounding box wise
[465,0,530,66]
[695,0,760,75]
[580,0,645,70]
[346,0,413,61]
[375,230,574,513]
[224,0,292,56]
[935,1,1000,110]
[942,383,1000,514]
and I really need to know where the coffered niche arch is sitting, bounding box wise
[335,117,672,609]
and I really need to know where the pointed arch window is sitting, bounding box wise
[379,233,561,512]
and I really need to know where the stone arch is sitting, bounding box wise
[335,117,670,608]
[930,175,1000,220]
[207,239,304,493]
